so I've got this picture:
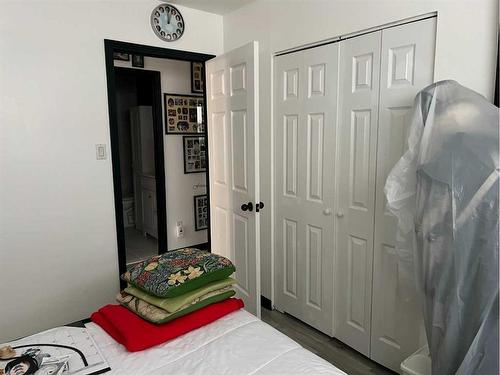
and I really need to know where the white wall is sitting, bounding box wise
[115,57,208,250]
[222,0,498,299]
[0,0,222,342]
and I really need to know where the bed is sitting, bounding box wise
[85,308,346,374]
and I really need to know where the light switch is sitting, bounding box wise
[96,144,107,160]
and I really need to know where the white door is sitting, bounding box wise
[206,41,261,317]
[334,31,382,356]
[370,18,436,371]
[274,44,339,335]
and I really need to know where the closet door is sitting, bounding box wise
[334,31,381,356]
[274,44,339,335]
[206,42,261,317]
[371,18,436,371]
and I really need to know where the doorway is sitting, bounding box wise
[104,40,215,286]
[115,67,162,264]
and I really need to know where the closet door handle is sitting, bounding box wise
[323,208,332,216]
[255,202,265,213]
[241,202,254,212]
[336,210,344,218]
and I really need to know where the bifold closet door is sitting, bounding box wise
[274,44,339,335]
[206,41,261,317]
[334,31,381,356]
[370,18,436,371]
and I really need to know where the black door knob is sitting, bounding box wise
[255,202,265,212]
[241,202,254,212]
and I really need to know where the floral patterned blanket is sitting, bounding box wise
[122,248,235,298]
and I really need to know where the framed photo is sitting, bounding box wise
[194,194,208,231]
[183,136,207,174]
[165,93,205,134]
[113,52,129,61]
[191,62,205,93]
[132,54,144,68]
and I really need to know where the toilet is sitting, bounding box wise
[122,196,135,228]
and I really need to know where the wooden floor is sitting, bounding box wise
[261,308,397,375]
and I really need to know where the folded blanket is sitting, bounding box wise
[116,287,236,324]
[91,298,244,352]
[125,277,237,313]
[123,248,235,298]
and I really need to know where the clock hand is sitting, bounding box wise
[167,10,171,25]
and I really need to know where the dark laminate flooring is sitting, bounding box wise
[261,308,398,375]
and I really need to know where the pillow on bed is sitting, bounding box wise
[122,248,235,298]
[116,287,236,324]
[125,277,237,313]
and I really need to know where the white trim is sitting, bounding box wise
[270,51,276,308]
[274,12,437,56]
[254,40,262,318]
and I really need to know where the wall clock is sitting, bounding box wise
[151,3,185,42]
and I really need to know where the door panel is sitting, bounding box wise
[371,18,436,371]
[206,42,261,317]
[231,110,248,191]
[275,43,338,335]
[283,114,298,197]
[283,218,298,297]
[335,31,381,356]
[306,224,323,308]
[307,114,324,202]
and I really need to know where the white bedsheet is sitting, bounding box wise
[85,309,346,374]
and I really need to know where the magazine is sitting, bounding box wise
[0,326,110,375]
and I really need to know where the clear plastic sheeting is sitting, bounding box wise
[384,80,499,375]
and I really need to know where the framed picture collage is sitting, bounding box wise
[194,194,208,231]
[183,136,206,173]
[165,94,205,134]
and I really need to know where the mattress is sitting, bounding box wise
[86,309,346,374]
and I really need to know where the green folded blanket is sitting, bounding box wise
[125,277,236,313]
[122,248,235,298]
[117,287,235,324]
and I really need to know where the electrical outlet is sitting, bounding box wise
[176,221,184,238]
[96,144,107,160]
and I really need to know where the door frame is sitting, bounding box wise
[104,39,215,287]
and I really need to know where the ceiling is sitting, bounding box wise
[168,0,255,15]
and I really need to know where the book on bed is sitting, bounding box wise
[0,326,110,375]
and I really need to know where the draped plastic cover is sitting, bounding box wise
[384,80,499,375]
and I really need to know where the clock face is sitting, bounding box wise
[151,4,185,42]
